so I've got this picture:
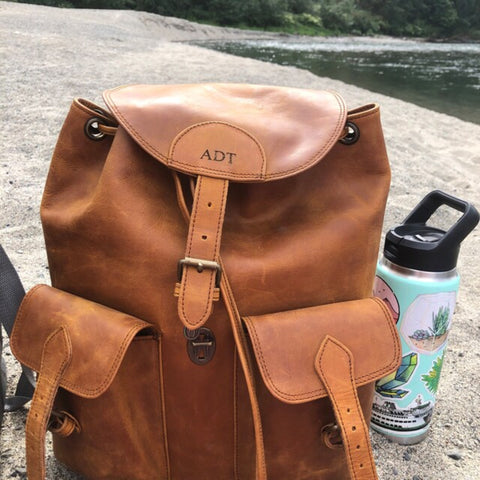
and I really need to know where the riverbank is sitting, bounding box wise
[194,37,480,124]
[1,2,479,479]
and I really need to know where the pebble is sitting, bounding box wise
[403,451,412,461]
[13,466,27,478]
[447,450,463,460]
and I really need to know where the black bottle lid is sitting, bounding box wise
[384,191,479,272]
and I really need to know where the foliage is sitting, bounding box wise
[13,0,480,38]
[421,353,444,394]
[411,305,450,341]
[430,306,450,336]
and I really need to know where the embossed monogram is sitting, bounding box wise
[200,149,236,164]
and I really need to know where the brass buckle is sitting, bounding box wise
[177,257,222,288]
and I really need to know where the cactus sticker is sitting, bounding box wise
[421,352,445,394]
[400,292,455,355]
[410,306,450,351]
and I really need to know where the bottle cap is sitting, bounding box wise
[384,191,479,272]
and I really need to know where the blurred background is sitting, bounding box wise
[12,0,480,123]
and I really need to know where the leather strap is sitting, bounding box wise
[315,335,378,480]
[0,244,35,412]
[177,175,229,330]
[173,172,267,480]
[219,259,268,480]
[173,172,375,480]
[26,326,72,480]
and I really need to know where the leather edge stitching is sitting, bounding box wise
[243,297,400,402]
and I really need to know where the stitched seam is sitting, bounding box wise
[181,177,211,327]
[243,297,400,401]
[155,336,170,479]
[186,175,203,256]
[59,321,146,396]
[213,179,228,257]
[318,338,377,479]
[105,90,346,181]
[263,91,346,179]
[372,296,401,370]
[233,346,239,480]
[181,268,215,327]
[170,121,267,179]
[11,284,47,360]
[181,178,228,328]
[18,321,148,396]
[27,327,71,478]
[169,165,263,180]
[244,317,330,401]
[73,98,104,117]
[347,105,379,120]
[221,263,267,478]
[104,91,170,163]
[317,340,357,480]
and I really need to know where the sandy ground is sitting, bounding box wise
[1,1,479,479]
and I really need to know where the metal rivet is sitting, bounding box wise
[339,121,360,145]
[84,117,106,141]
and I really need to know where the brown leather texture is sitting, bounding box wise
[177,176,229,329]
[243,297,400,404]
[26,326,72,480]
[103,84,347,181]
[11,285,154,398]
[12,83,397,479]
[316,336,379,480]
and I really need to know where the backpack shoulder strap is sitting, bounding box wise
[0,245,35,412]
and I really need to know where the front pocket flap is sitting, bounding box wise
[243,297,400,404]
[11,285,154,398]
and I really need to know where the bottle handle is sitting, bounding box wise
[403,190,479,246]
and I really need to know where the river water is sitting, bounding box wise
[195,37,480,124]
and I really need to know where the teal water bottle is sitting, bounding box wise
[371,190,479,444]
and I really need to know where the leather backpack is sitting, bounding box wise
[10,84,401,480]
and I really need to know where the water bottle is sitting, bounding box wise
[371,190,479,444]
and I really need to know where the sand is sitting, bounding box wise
[1,1,479,479]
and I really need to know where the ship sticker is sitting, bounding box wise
[375,352,418,398]
[373,276,400,323]
[421,352,445,394]
[372,394,433,432]
[401,292,455,354]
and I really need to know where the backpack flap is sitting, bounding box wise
[103,83,347,182]
[243,297,400,405]
[243,297,400,479]
[10,284,155,399]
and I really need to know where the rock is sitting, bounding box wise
[447,450,463,461]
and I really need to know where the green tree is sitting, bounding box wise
[427,0,459,34]
[243,0,288,28]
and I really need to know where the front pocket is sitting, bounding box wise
[53,335,168,480]
[242,297,401,480]
[11,285,169,480]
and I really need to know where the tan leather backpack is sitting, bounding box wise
[11,84,401,480]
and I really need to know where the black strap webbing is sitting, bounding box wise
[0,245,35,414]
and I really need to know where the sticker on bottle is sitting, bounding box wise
[400,292,456,355]
[373,276,400,323]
